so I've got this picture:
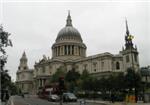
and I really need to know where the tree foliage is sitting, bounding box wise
[124,68,142,90]
[65,68,80,92]
[51,66,143,101]
[0,25,18,101]
[0,25,12,71]
[65,68,80,82]
[51,66,66,82]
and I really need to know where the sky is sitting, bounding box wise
[0,0,150,81]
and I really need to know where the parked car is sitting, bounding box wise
[63,93,77,102]
[48,94,60,102]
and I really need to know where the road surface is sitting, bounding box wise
[6,95,106,105]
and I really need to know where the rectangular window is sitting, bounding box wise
[93,62,97,72]
[126,55,129,62]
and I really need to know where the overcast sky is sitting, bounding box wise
[1,0,150,81]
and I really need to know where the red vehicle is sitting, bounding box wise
[38,83,59,99]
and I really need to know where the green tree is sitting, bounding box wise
[51,66,66,82]
[124,68,142,91]
[0,25,12,70]
[65,68,80,82]
[80,69,90,80]
[0,25,15,101]
[65,68,80,92]
[124,68,142,102]
[80,69,92,91]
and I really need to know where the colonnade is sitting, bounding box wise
[53,45,85,57]
[38,79,46,87]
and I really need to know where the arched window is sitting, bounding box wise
[116,62,120,70]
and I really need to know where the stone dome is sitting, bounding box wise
[52,11,86,60]
[56,12,82,43]
[56,26,82,41]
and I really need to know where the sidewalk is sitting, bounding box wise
[108,102,150,105]
[86,100,150,105]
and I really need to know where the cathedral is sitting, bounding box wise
[16,12,140,94]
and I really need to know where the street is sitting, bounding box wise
[6,95,106,105]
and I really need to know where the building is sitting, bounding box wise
[16,12,140,94]
[16,52,33,93]
[140,66,150,83]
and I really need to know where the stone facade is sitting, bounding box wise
[16,52,33,93]
[16,12,140,94]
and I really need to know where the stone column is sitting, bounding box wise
[60,46,62,55]
[57,47,59,56]
[52,48,54,57]
[78,46,80,56]
[62,45,65,55]
[74,46,76,55]
[54,48,56,57]
[66,45,68,55]
[75,46,78,55]
[59,46,61,56]
[84,48,86,56]
[39,79,41,87]
[81,48,82,56]
[42,79,44,87]
[38,79,39,87]
[70,45,72,55]
[55,48,57,56]
[64,45,66,55]
[58,46,60,56]
[72,45,74,55]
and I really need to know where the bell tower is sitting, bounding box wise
[122,20,139,71]
[18,51,29,71]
